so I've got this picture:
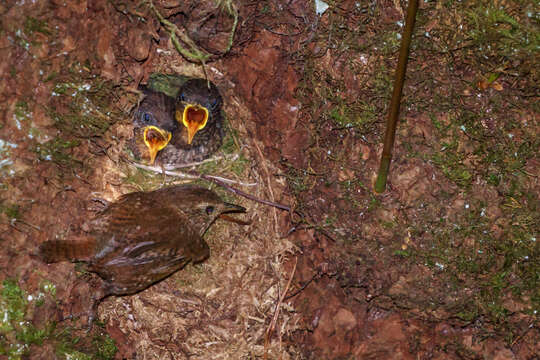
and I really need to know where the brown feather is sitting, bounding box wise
[39,238,96,263]
[38,186,243,298]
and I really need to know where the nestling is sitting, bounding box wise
[159,78,225,167]
[129,86,175,165]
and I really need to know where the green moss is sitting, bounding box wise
[52,323,117,359]
[122,167,166,191]
[221,119,241,155]
[295,0,539,343]
[40,280,56,298]
[147,73,189,98]
[372,64,393,99]
[466,4,539,59]
[14,101,31,122]
[0,279,26,332]
[0,279,116,359]
[0,203,20,219]
[0,280,54,358]
[407,191,539,330]
[393,249,411,257]
[23,17,51,36]
[229,154,249,176]
[329,100,378,132]
[49,80,116,138]
[34,138,81,167]
[44,71,58,82]
[93,334,117,360]
[381,30,402,55]
[281,164,310,196]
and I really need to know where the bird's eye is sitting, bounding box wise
[205,206,215,215]
[143,113,151,122]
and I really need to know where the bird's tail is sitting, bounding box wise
[38,239,95,263]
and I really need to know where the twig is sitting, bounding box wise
[11,219,42,232]
[283,275,316,301]
[133,162,257,186]
[203,173,292,211]
[131,162,293,212]
[146,0,210,63]
[264,257,297,360]
[145,0,238,63]
[254,141,279,233]
[163,153,239,170]
[374,0,419,193]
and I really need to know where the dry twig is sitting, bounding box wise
[264,257,297,360]
[132,162,293,212]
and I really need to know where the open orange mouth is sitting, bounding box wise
[176,104,209,144]
[143,126,172,165]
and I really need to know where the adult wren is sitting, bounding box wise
[39,185,245,319]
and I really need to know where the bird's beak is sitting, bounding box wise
[219,203,249,225]
[176,104,209,144]
[143,126,172,165]
[223,202,246,213]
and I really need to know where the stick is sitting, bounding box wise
[132,162,292,212]
[374,0,419,193]
[162,154,239,169]
[264,257,297,360]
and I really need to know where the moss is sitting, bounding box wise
[281,164,310,196]
[0,279,26,332]
[49,81,117,138]
[40,281,56,298]
[221,119,241,155]
[52,324,117,360]
[229,154,249,176]
[408,191,539,330]
[380,30,402,55]
[23,17,51,36]
[0,203,20,219]
[0,280,54,358]
[93,334,117,360]
[466,4,539,59]
[147,73,189,98]
[122,167,166,192]
[14,101,31,122]
[372,64,393,99]
[393,249,411,258]
[329,100,378,132]
[34,138,81,168]
[0,279,117,359]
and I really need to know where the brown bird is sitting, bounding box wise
[129,86,175,165]
[159,78,225,167]
[39,185,245,315]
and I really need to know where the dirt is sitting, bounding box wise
[0,0,538,359]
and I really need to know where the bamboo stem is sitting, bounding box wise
[374,0,419,193]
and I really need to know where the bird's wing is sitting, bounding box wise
[89,192,201,262]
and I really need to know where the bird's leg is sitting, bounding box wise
[61,274,108,331]
[85,278,109,332]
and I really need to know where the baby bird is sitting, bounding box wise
[129,87,175,165]
[159,78,225,167]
